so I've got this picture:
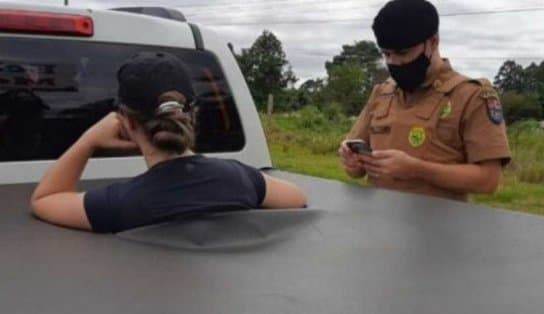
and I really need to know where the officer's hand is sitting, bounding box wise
[82,112,139,151]
[339,140,366,178]
[361,149,419,180]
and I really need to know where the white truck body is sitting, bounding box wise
[0,2,271,184]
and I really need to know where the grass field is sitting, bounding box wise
[261,110,544,216]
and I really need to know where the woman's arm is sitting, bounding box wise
[30,136,94,230]
[31,113,137,230]
[260,173,307,209]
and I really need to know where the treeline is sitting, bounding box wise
[494,60,544,123]
[235,30,544,124]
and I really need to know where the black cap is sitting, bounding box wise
[117,51,194,115]
[372,0,439,50]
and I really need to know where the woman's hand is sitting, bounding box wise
[81,112,138,151]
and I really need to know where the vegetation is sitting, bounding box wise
[234,30,297,111]
[494,60,544,123]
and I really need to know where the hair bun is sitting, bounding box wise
[144,91,195,154]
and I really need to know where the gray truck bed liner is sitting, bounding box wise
[1,170,543,314]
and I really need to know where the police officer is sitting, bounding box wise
[339,0,511,201]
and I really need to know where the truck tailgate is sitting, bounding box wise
[1,171,544,314]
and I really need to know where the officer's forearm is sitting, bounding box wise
[413,159,502,194]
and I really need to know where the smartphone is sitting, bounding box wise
[345,139,372,155]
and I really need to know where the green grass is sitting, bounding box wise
[263,112,544,216]
[269,142,361,185]
[472,177,544,215]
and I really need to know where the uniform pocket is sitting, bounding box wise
[368,122,393,150]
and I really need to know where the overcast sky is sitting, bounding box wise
[7,0,544,83]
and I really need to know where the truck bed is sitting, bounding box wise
[1,171,543,314]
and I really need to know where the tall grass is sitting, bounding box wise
[261,106,350,155]
[262,109,544,214]
[507,120,544,184]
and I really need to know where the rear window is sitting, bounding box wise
[0,38,245,162]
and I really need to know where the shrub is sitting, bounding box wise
[501,92,543,124]
[507,119,544,184]
[293,106,330,132]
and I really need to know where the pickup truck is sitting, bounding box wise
[1,4,544,314]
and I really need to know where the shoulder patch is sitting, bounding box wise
[485,96,504,125]
[478,85,503,125]
[467,78,504,125]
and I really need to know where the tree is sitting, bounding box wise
[325,41,381,75]
[522,63,540,92]
[524,61,544,111]
[494,59,544,120]
[275,88,308,112]
[494,60,527,93]
[325,40,387,97]
[295,78,324,109]
[235,30,297,110]
[320,63,368,115]
[299,78,324,94]
[321,41,387,114]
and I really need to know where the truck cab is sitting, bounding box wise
[0,3,270,185]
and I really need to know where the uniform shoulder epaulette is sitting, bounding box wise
[467,78,493,87]
[375,78,397,95]
[468,78,500,100]
[434,73,470,94]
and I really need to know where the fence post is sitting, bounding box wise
[267,93,274,116]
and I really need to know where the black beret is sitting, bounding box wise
[372,0,439,50]
[117,51,195,115]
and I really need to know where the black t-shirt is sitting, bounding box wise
[84,155,266,233]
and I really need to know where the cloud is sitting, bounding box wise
[9,0,544,82]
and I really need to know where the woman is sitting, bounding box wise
[31,51,307,233]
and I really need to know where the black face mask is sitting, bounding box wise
[387,46,432,92]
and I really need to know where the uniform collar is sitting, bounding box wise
[422,58,454,90]
[413,59,458,119]
[392,59,455,110]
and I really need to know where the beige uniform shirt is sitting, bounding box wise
[348,60,511,201]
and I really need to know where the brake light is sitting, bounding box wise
[0,9,93,37]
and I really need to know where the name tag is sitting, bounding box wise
[370,125,391,134]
